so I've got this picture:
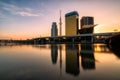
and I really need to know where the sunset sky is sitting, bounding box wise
[0,0,120,40]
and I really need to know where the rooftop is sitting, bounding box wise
[65,11,79,17]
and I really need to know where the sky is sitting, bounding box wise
[0,0,120,40]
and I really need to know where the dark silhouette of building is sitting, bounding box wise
[79,16,95,43]
[80,16,94,29]
[51,44,58,64]
[51,22,58,37]
[65,11,79,35]
[79,16,94,34]
[80,44,95,70]
[65,44,80,76]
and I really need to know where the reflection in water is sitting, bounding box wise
[80,44,95,70]
[65,44,80,76]
[51,44,58,64]
[1,44,120,79]
[59,45,62,75]
[94,44,110,53]
[107,44,120,58]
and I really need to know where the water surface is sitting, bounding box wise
[0,44,120,80]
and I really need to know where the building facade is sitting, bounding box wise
[79,16,94,43]
[65,11,79,36]
[51,22,58,37]
[79,16,94,34]
[80,16,94,29]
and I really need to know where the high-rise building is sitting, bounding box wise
[79,16,94,34]
[51,22,58,37]
[80,16,94,29]
[65,11,79,36]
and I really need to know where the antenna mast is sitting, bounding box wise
[59,10,62,36]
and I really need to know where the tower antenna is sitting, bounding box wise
[59,10,62,36]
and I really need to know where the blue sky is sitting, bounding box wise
[0,0,120,39]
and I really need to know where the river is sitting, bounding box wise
[0,44,120,80]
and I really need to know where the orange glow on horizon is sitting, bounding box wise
[0,0,120,40]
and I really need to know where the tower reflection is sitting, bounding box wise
[59,44,62,75]
[51,44,58,64]
[65,44,80,76]
[80,44,95,70]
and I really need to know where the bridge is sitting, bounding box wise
[31,32,120,44]
[0,32,119,44]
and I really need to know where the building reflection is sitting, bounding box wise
[107,44,120,59]
[65,44,80,76]
[80,44,95,70]
[51,44,58,64]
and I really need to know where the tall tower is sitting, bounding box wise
[65,11,79,36]
[59,10,62,36]
[51,22,58,37]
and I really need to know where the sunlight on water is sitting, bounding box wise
[0,44,120,80]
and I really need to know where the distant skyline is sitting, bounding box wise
[0,0,120,40]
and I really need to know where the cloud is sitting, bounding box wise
[17,11,39,17]
[0,1,43,17]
